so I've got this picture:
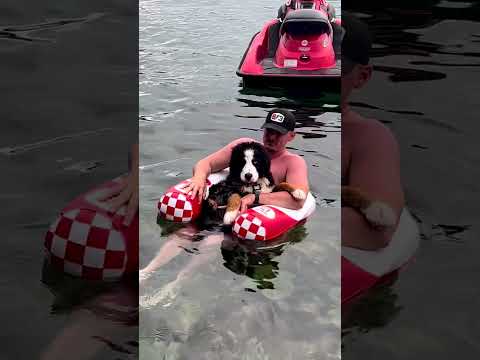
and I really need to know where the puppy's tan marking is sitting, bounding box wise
[342,186,370,210]
[273,182,307,200]
[226,193,241,212]
[342,186,396,228]
[223,193,242,225]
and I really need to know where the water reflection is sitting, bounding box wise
[342,281,402,340]
[221,225,308,291]
[40,260,138,359]
[236,89,341,142]
[342,1,479,357]
[0,14,104,42]
[155,215,310,294]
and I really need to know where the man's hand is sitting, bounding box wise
[99,170,139,226]
[240,194,256,213]
[180,176,207,203]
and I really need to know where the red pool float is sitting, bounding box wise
[44,176,139,281]
[342,209,420,305]
[158,170,316,241]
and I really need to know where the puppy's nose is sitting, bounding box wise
[245,173,252,181]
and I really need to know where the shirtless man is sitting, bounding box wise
[183,108,309,211]
[139,109,310,284]
[341,13,405,250]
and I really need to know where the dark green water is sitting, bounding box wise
[342,2,480,358]
[139,0,341,358]
[1,1,138,359]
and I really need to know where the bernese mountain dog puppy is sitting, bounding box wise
[202,141,306,226]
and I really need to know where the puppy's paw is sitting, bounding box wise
[362,201,396,228]
[291,189,306,201]
[203,187,210,200]
[223,210,239,225]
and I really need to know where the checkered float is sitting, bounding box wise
[232,205,299,241]
[157,171,227,223]
[158,191,194,223]
[233,194,316,241]
[233,213,267,241]
[44,176,139,281]
[158,172,317,243]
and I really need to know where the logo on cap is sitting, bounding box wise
[270,113,285,123]
[301,40,309,46]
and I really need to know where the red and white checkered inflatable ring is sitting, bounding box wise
[233,193,316,241]
[233,213,267,241]
[158,192,194,223]
[158,170,228,223]
[44,176,138,281]
[158,172,317,241]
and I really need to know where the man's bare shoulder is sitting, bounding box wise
[282,152,309,188]
[284,152,307,168]
[364,117,395,135]
[346,114,399,153]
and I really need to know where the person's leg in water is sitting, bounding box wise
[161,232,226,289]
[139,225,227,307]
[139,224,199,283]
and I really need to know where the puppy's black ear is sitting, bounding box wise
[228,143,244,180]
[267,172,275,187]
[255,142,272,178]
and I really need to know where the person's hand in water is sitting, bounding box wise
[105,171,138,226]
[180,176,207,202]
[99,144,139,226]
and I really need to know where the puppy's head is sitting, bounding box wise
[229,142,271,184]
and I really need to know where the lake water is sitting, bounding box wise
[1,1,138,359]
[341,2,480,358]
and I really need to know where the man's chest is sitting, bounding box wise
[271,160,288,184]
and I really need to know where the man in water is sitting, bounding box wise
[182,108,310,212]
[341,13,405,250]
[139,109,310,284]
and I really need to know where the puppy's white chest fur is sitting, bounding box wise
[241,177,273,194]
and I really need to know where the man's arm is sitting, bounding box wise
[342,121,404,250]
[245,154,309,211]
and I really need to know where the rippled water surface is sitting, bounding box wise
[1,1,138,359]
[342,2,480,358]
[139,1,341,358]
